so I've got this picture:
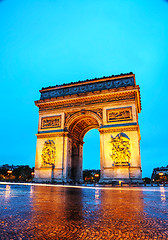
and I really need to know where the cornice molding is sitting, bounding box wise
[35,86,139,105]
[99,125,139,133]
[37,90,138,112]
[36,132,68,138]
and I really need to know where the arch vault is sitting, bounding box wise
[34,72,142,183]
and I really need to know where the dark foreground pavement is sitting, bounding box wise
[0,184,168,239]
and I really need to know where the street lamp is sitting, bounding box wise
[31,172,35,177]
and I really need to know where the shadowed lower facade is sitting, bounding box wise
[34,72,142,183]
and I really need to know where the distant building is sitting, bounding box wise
[0,165,34,182]
[83,169,100,183]
[0,164,23,170]
[151,165,168,182]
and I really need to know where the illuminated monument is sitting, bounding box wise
[34,72,142,183]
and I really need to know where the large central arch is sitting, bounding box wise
[65,111,102,182]
[66,110,102,140]
[34,73,142,183]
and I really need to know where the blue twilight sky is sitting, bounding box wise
[0,0,168,177]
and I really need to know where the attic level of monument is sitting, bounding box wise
[40,72,134,90]
[34,72,142,183]
[35,73,141,114]
[38,72,137,100]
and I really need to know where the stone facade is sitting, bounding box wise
[34,73,142,183]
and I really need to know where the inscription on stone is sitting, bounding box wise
[107,107,132,122]
[41,116,61,129]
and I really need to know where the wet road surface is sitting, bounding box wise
[0,184,168,239]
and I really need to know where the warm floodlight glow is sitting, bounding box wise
[7,170,12,174]
[159,173,164,176]
[119,181,122,185]
[5,185,11,198]
[160,187,166,203]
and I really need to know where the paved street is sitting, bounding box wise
[0,184,168,239]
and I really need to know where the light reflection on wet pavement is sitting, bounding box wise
[0,184,168,239]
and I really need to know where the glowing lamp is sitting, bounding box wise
[119,181,122,185]
[94,174,99,177]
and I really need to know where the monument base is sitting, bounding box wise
[99,177,143,184]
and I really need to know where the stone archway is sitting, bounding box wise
[34,73,142,183]
[65,111,102,182]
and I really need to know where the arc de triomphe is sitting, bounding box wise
[34,72,142,183]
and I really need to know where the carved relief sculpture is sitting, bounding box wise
[65,109,103,124]
[41,140,56,167]
[40,76,135,100]
[41,116,61,129]
[107,107,132,122]
[111,133,131,165]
